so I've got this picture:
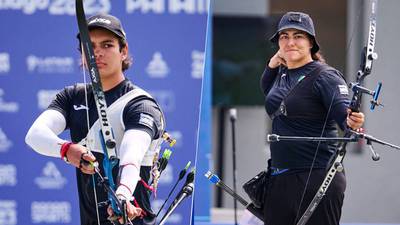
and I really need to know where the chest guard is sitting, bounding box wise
[79,88,165,166]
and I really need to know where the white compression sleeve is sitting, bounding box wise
[116,129,152,200]
[25,109,67,158]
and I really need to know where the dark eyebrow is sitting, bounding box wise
[293,31,307,35]
[91,39,115,45]
[279,31,307,36]
[101,39,115,44]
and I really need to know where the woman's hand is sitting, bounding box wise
[268,50,287,68]
[346,109,365,130]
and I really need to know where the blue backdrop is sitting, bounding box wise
[0,1,208,224]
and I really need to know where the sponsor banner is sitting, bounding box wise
[0,0,111,15]
[122,0,209,15]
[0,0,209,15]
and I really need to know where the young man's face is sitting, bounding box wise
[85,28,127,80]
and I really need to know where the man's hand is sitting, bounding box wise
[347,109,365,130]
[66,144,96,174]
[107,199,142,223]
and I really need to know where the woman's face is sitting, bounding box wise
[278,28,313,68]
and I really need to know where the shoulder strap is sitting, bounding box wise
[77,87,165,147]
[270,64,329,120]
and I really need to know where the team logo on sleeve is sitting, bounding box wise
[139,113,155,128]
[338,85,349,95]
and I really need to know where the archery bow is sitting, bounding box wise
[75,0,130,224]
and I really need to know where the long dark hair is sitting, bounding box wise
[312,52,325,63]
[308,34,326,63]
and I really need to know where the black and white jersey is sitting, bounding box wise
[48,78,164,225]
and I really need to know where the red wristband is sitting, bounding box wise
[60,142,72,163]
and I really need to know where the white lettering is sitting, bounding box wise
[0,0,110,15]
[126,0,208,14]
[27,55,74,74]
[0,127,12,152]
[126,0,165,14]
[0,53,10,73]
[0,164,17,186]
[191,50,204,79]
[0,200,17,225]
[169,0,196,14]
[37,89,59,110]
[0,0,208,15]
[0,89,19,113]
[89,17,111,25]
[31,201,71,223]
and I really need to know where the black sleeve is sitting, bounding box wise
[260,65,279,95]
[122,97,163,139]
[47,86,74,127]
[313,69,350,131]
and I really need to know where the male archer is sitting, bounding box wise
[25,13,165,225]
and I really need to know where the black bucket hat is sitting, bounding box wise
[270,12,319,53]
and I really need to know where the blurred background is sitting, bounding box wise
[195,0,400,224]
[0,1,208,225]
